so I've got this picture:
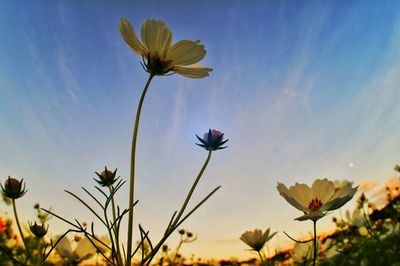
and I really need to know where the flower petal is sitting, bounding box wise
[173,65,213,78]
[55,236,73,260]
[295,211,325,221]
[288,183,313,208]
[321,186,357,211]
[119,18,147,57]
[141,19,172,57]
[277,183,308,212]
[166,40,206,66]
[75,237,96,259]
[312,178,335,204]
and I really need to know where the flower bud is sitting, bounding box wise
[94,167,119,187]
[196,129,229,151]
[29,222,48,238]
[1,177,27,200]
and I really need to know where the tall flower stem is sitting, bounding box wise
[313,220,317,266]
[109,186,123,265]
[12,200,27,251]
[126,73,155,266]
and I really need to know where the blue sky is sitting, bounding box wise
[1,0,400,260]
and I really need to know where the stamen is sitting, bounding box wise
[308,198,323,211]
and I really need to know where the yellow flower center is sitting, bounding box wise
[308,198,323,211]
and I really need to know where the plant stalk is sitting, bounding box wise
[126,73,154,266]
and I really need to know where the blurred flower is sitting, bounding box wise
[55,236,96,263]
[277,178,357,221]
[345,209,368,236]
[94,167,119,187]
[0,217,5,233]
[394,164,400,173]
[292,240,315,263]
[90,235,111,253]
[119,18,212,78]
[196,129,229,151]
[1,176,27,199]
[29,222,48,238]
[240,228,277,252]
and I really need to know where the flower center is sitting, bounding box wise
[308,198,323,211]
[145,53,173,75]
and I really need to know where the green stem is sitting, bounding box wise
[126,73,155,266]
[12,200,27,251]
[110,186,123,265]
[313,220,317,266]
[143,151,213,265]
[171,150,212,228]
[257,250,265,265]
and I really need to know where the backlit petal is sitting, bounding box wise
[141,19,172,57]
[119,18,147,57]
[312,179,335,204]
[289,183,313,208]
[173,65,213,78]
[167,40,206,66]
[277,183,308,212]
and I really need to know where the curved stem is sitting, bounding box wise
[171,238,183,265]
[126,73,155,266]
[12,200,27,250]
[313,220,317,266]
[172,150,212,228]
[143,151,214,265]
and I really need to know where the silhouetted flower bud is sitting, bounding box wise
[196,129,229,151]
[94,167,119,187]
[1,177,27,200]
[29,222,48,238]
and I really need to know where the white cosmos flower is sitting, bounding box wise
[55,236,96,263]
[119,18,212,78]
[240,228,277,252]
[277,178,357,221]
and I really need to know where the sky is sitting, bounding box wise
[1,0,400,261]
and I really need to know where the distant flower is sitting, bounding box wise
[345,209,368,236]
[94,167,119,187]
[292,240,315,263]
[0,218,5,233]
[240,228,277,252]
[277,178,357,221]
[29,222,48,238]
[55,236,96,263]
[1,176,27,200]
[196,129,228,151]
[119,18,212,78]
[394,164,400,173]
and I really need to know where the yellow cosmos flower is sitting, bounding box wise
[277,178,357,221]
[240,228,277,252]
[119,18,212,78]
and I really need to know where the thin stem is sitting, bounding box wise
[110,186,123,265]
[12,200,27,250]
[126,73,155,266]
[171,238,183,265]
[313,220,317,266]
[257,250,266,265]
[172,150,212,228]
